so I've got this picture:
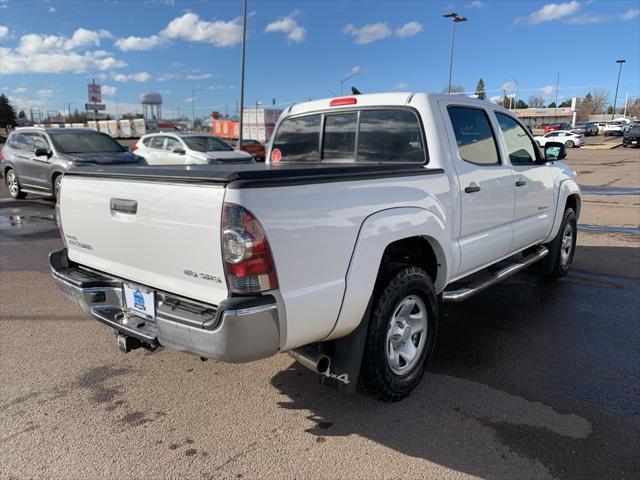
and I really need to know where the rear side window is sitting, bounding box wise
[142,137,153,147]
[272,114,321,163]
[323,113,357,161]
[20,134,36,152]
[7,134,22,149]
[447,106,500,165]
[358,110,425,163]
[149,136,165,149]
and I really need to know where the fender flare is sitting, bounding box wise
[323,206,449,341]
[543,179,581,244]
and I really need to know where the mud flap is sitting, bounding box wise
[317,299,372,393]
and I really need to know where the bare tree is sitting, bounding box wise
[592,89,608,115]
[528,95,545,108]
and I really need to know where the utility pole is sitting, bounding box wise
[238,0,248,148]
[554,72,560,117]
[443,13,467,94]
[612,59,626,119]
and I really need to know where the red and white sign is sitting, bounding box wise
[87,84,102,103]
[271,148,282,164]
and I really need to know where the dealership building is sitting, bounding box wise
[514,107,574,128]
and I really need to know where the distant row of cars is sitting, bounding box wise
[1,127,264,199]
[537,120,635,137]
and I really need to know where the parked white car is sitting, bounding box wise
[132,132,253,165]
[603,121,629,137]
[51,93,580,401]
[534,130,584,148]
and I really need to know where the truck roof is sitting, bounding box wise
[287,92,498,116]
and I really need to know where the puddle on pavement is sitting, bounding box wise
[578,224,640,235]
[579,186,640,196]
[0,214,56,230]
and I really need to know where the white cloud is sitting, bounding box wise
[265,11,307,44]
[13,86,27,93]
[37,89,54,97]
[115,35,166,51]
[0,0,8,9]
[395,21,423,37]
[48,6,55,12]
[157,73,179,81]
[343,22,391,44]
[502,80,518,91]
[489,95,502,104]
[347,65,362,76]
[621,8,639,20]
[540,84,557,99]
[112,72,151,82]
[101,85,117,96]
[1,46,126,75]
[565,8,639,24]
[513,1,580,27]
[394,82,409,90]
[469,1,485,7]
[185,73,213,80]
[0,25,8,38]
[114,12,243,51]
[161,12,243,47]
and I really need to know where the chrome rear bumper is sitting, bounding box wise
[49,249,280,362]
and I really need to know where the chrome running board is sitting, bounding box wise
[442,246,549,303]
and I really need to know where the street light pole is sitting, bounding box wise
[238,0,248,149]
[443,13,467,94]
[340,70,361,96]
[612,59,626,120]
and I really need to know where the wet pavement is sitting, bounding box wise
[1,192,639,480]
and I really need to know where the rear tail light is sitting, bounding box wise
[130,143,138,152]
[55,182,67,248]
[221,203,278,294]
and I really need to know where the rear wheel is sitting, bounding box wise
[565,140,575,148]
[360,267,438,402]
[5,169,26,199]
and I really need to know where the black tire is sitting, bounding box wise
[539,208,577,278]
[53,174,62,200]
[5,168,27,199]
[565,140,574,148]
[360,267,439,402]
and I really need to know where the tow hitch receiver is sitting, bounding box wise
[117,334,141,353]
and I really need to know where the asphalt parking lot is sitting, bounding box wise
[1,148,639,479]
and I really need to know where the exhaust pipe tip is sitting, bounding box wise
[289,347,330,374]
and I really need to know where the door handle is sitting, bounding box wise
[464,185,481,194]
[515,180,527,187]
[110,198,137,214]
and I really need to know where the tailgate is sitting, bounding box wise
[60,176,228,305]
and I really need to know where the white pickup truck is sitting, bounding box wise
[51,93,581,401]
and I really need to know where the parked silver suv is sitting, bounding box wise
[1,127,143,199]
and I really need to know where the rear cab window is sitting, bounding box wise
[271,108,427,164]
[447,106,500,165]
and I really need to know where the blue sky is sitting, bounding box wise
[0,0,638,118]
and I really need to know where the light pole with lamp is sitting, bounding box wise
[612,59,626,120]
[340,70,361,96]
[443,13,467,94]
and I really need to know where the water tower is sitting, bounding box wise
[141,91,162,120]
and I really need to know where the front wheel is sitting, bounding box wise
[565,140,575,148]
[53,175,62,200]
[360,267,438,402]
[539,208,577,278]
[5,169,27,199]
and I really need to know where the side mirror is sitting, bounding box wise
[35,147,52,158]
[544,142,567,162]
[172,147,186,155]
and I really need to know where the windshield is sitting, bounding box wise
[629,127,640,135]
[50,131,125,154]
[183,136,232,152]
